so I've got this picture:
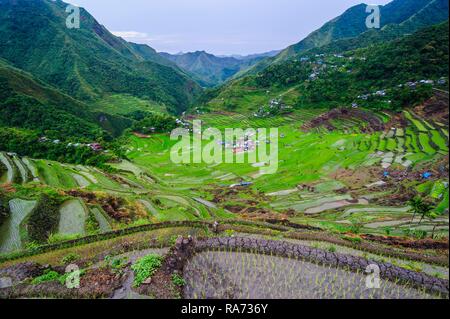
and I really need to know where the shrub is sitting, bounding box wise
[28,194,62,243]
[48,233,82,244]
[104,255,128,272]
[342,235,362,244]
[171,274,186,287]
[328,245,337,253]
[384,227,393,236]
[131,254,163,287]
[0,198,10,226]
[61,253,81,264]
[32,270,60,285]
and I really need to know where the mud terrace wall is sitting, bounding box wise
[168,237,449,297]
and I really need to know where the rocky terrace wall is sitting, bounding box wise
[165,237,449,297]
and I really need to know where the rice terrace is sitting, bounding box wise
[0,0,449,302]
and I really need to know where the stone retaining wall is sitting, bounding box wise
[168,237,449,297]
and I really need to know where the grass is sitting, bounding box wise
[418,133,436,154]
[404,111,427,133]
[430,130,449,152]
[92,94,167,116]
[1,106,447,268]
[31,269,61,285]
[131,254,163,287]
[172,273,186,287]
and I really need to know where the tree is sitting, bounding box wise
[408,196,436,224]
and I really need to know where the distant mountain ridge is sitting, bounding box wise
[0,0,200,114]
[239,0,448,77]
[160,50,279,87]
[307,0,449,56]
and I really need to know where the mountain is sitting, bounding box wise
[202,21,449,113]
[0,0,201,114]
[239,0,447,77]
[160,51,271,87]
[218,50,281,60]
[0,59,102,139]
[307,0,449,56]
[277,0,439,60]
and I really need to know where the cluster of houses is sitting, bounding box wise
[216,130,275,155]
[175,118,190,128]
[357,89,388,101]
[38,137,103,152]
[295,53,366,82]
[398,78,447,89]
[355,78,447,104]
[254,98,292,118]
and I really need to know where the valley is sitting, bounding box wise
[0,0,449,300]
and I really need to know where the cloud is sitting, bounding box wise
[111,31,150,39]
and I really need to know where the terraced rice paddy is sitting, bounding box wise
[21,158,39,181]
[0,153,15,183]
[90,207,112,233]
[183,251,439,299]
[58,199,87,236]
[12,157,29,183]
[0,199,37,253]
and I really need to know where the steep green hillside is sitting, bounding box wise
[240,0,446,78]
[0,60,101,140]
[308,0,449,56]
[203,22,449,113]
[0,0,201,113]
[160,51,267,87]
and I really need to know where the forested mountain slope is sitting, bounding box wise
[0,0,201,114]
[203,21,449,113]
[239,0,448,78]
[160,51,270,87]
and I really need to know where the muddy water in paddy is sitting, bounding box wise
[0,199,36,253]
[183,251,440,299]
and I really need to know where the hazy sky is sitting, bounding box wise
[68,0,392,55]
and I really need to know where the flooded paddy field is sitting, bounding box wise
[183,251,442,299]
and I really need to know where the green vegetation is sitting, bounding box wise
[131,254,164,287]
[27,194,62,243]
[409,197,437,223]
[0,0,200,113]
[204,22,448,113]
[0,198,9,226]
[61,253,81,265]
[161,51,270,87]
[31,268,86,286]
[31,269,60,285]
[0,0,448,301]
[172,273,186,287]
[130,112,177,134]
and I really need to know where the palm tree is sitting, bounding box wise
[408,196,436,224]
